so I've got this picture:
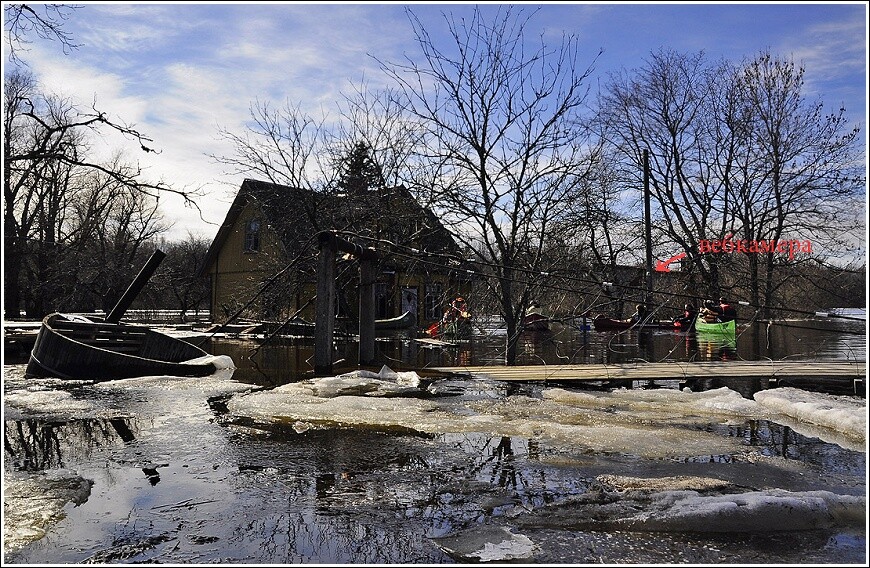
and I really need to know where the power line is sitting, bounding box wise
[337,231,866,325]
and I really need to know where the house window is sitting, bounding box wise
[424,283,443,320]
[375,282,390,318]
[244,219,261,252]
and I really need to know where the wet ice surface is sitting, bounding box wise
[3,364,866,564]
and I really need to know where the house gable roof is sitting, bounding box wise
[199,178,464,276]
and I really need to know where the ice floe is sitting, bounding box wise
[3,386,113,420]
[544,385,765,417]
[432,525,537,562]
[2,470,93,556]
[227,369,869,463]
[517,474,865,534]
[228,375,752,458]
[93,365,250,396]
[612,488,865,532]
[753,387,866,445]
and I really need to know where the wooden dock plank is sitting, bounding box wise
[429,361,866,382]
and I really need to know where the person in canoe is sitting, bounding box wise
[700,300,721,322]
[717,297,737,322]
[701,297,737,323]
[673,303,698,329]
[428,296,472,338]
[522,301,550,332]
[628,303,648,325]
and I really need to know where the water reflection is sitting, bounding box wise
[4,416,160,484]
[2,313,865,564]
[207,317,864,388]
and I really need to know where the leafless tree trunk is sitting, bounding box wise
[377,6,599,364]
[730,50,864,316]
[598,49,732,299]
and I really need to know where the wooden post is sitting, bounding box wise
[643,149,653,307]
[358,255,376,365]
[106,249,167,323]
[314,233,336,376]
[314,232,379,375]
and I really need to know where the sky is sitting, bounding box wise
[3,1,867,242]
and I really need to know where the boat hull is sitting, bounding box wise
[592,315,676,332]
[25,313,216,380]
[374,310,416,331]
[522,313,550,332]
[693,317,736,334]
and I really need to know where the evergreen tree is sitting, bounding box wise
[337,142,386,194]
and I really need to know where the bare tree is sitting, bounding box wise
[336,81,426,191]
[3,70,179,317]
[148,233,211,321]
[598,49,732,298]
[3,3,82,64]
[573,149,647,316]
[598,48,864,316]
[4,13,203,317]
[729,50,864,315]
[376,6,599,364]
[21,158,167,316]
[214,99,335,192]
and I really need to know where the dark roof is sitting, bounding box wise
[199,178,464,276]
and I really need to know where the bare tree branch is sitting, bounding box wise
[4,3,83,65]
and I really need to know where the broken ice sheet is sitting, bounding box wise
[432,525,536,562]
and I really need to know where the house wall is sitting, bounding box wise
[395,273,473,327]
[208,203,288,321]
[205,189,474,329]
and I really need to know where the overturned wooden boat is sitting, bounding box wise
[25,313,217,380]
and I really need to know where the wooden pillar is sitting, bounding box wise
[358,255,376,365]
[314,231,379,373]
[314,233,336,376]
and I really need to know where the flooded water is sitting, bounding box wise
[2,311,866,564]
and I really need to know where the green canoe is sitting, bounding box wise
[694,316,736,334]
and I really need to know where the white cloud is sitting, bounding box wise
[7,2,865,242]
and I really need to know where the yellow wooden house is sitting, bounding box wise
[199,179,473,331]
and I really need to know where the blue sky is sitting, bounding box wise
[4,1,867,241]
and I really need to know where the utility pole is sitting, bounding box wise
[643,149,653,307]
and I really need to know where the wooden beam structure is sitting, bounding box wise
[106,249,166,323]
[314,231,378,376]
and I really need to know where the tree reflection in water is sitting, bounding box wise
[4,417,160,483]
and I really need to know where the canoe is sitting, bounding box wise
[374,310,416,331]
[673,318,696,332]
[225,311,417,338]
[25,313,217,380]
[522,313,550,332]
[693,316,736,334]
[592,315,676,332]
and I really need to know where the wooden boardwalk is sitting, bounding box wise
[429,361,866,384]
